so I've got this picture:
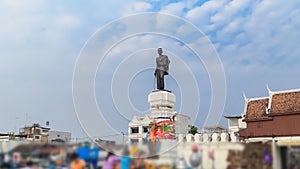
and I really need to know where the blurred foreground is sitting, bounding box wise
[0,141,299,169]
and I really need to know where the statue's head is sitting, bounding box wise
[157,48,163,55]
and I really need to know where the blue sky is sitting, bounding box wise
[1,0,300,141]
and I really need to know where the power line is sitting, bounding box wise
[70,133,129,141]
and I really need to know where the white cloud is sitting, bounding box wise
[121,2,152,15]
[220,17,245,34]
[55,14,80,28]
[210,0,251,24]
[160,2,186,16]
[185,0,226,27]
[183,1,300,121]
[186,0,199,9]
[185,0,300,69]
[133,2,152,11]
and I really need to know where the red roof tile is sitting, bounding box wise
[245,98,269,121]
[270,91,300,114]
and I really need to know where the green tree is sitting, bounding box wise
[188,125,198,135]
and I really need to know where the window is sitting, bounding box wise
[143,126,148,133]
[131,127,139,134]
[34,135,40,140]
[131,139,139,144]
[229,119,238,126]
[35,129,41,134]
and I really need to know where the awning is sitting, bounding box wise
[277,141,300,146]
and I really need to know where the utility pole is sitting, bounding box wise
[121,132,125,144]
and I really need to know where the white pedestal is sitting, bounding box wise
[148,90,176,118]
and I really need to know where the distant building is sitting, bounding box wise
[0,132,32,142]
[224,116,246,133]
[128,115,152,144]
[95,139,116,146]
[224,115,246,142]
[1,123,71,143]
[201,126,227,134]
[0,133,12,141]
[198,126,228,142]
[48,131,71,143]
[19,123,50,143]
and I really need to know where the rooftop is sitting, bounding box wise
[245,98,270,121]
[243,88,300,122]
[270,91,300,115]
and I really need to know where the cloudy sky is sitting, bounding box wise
[1,0,300,141]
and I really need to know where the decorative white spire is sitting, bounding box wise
[242,92,249,117]
[266,84,272,94]
[243,91,248,102]
[267,84,273,113]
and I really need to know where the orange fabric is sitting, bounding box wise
[130,163,135,169]
[114,163,120,169]
[145,161,155,169]
[70,159,86,169]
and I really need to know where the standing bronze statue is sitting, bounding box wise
[154,48,170,90]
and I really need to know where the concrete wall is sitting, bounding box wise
[174,114,189,135]
[179,143,244,169]
[178,133,239,143]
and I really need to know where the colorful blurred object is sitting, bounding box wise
[190,144,201,168]
[76,147,90,160]
[146,117,176,142]
[76,147,99,167]
[264,149,273,165]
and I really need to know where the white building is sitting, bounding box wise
[128,115,152,144]
[128,90,190,144]
[19,123,50,143]
[224,116,246,133]
[0,134,10,142]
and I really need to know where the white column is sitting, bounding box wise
[194,133,200,143]
[186,134,193,143]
